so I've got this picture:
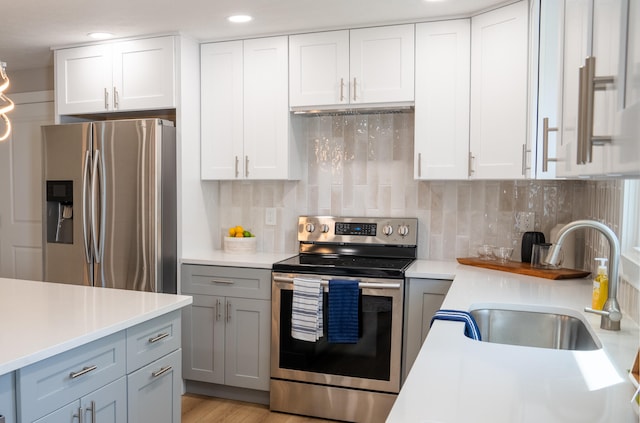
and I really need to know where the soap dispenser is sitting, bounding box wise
[592,258,609,310]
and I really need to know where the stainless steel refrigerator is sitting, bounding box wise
[42,119,176,293]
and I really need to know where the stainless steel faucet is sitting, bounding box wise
[545,220,622,331]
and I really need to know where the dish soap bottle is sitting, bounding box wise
[592,258,609,310]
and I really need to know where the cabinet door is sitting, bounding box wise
[470,1,528,179]
[414,20,470,180]
[182,295,225,384]
[289,31,350,108]
[402,279,451,382]
[224,298,271,391]
[32,400,79,423]
[127,350,182,423]
[558,0,592,177]
[243,36,290,179]
[612,0,640,175]
[200,41,244,180]
[350,25,415,104]
[55,44,112,115]
[112,36,176,111]
[532,0,564,179]
[593,0,627,175]
[0,372,16,423]
[81,377,127,423]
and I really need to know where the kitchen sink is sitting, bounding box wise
[468,305,601,351]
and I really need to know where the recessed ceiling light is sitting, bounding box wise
[227,15,253,23]
[88,32,114,40]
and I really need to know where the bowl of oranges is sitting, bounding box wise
[224,225,257,253]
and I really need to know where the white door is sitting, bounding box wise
[414,20,470,180]
[200,41,244,180]
[350,24,415,104]
[243,36,289,179]
[0,91,54,280]
[558,0,592,177]
[469,1,528,179]
[289,30,349,108]
[112,36,176,111]
[55,44,112,115]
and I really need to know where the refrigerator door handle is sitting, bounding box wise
[91,150,102,264]
[91,150,107,263]
[82,150,92,263]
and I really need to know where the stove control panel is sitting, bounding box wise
[298,216,418,246]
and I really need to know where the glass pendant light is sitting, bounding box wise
[0,61,14,142]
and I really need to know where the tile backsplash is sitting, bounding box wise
[213,112,637,321]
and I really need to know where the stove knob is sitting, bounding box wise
[305,223,316,233]
[382,224,394,236]
[320,224,330,233]
[398,225,410,237]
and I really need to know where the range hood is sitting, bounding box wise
[290,102,414,116]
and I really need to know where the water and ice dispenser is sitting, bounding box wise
[46,180,73,244]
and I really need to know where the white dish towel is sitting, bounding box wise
[291,277,323,342]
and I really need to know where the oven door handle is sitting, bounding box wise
[273,275,401,290]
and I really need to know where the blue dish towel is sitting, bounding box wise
[328,279,359,343]
[430,309,482,341]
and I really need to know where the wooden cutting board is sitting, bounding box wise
[456,257,591,280]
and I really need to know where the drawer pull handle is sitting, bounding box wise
[148,332,170,343]
[152,366,173,378]
[210,278,234,285]
[70,365,97,379]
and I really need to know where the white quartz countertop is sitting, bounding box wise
[390,260,640,423]
[0,278,192,375]
[181,249,296,269]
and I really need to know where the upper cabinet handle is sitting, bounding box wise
[113,87,119,109]
[339,78,345,102]
[353,77,357,102]
[542,117,558,172]
[104,88,109,110]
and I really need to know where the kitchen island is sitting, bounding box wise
[389,261,639,423]
[0,277,192,422]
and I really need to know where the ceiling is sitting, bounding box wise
[1,0,511,72]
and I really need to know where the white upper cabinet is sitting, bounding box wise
[557,0,633,177]
[201,36,300,180]
[55,36,175,115]
[414,20,470,180]
[289,25,415,109]
[530,0,564,179]
[289,31,350,107]
[469,0,529,179]
[612,0,640,175]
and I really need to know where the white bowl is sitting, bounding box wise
[224,236,257,254]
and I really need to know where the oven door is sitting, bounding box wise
[271,272,404,393]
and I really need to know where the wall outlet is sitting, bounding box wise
[265,208,277,226]
[516,211,535,232]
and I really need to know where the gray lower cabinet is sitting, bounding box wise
[15,310,182,423]
[0,372,15,423]
[127,349,181,423]
[34,377,127,423]
[402,278,452,382]
[182,265,271,391]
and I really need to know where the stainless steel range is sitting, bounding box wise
[270,216,418,423]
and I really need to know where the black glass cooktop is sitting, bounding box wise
[272,254,415,279]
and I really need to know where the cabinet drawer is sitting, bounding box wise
[126,310,181,373]
[127,349,182,423]
[17,331,126,422]
[182,265,271,299]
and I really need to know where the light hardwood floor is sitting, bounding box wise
[181,394,335,423]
